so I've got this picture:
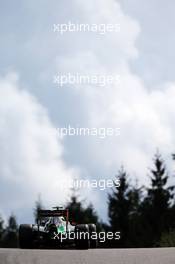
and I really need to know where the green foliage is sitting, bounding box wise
[107,152,175,247]
[127,184,143,247]
[1,214,18,248]
[159,229,175,247]
[141,153,174,246]
[108,167,132,247]
[66,192,101,230]
[0,215,4,246]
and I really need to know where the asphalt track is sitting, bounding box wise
[0,248,175,264]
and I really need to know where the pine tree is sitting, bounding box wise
[127,182,143,247]
[0,215,4,247]
[2,214,18,248]
[108,167,131,247]
[66,190,100,227]
[142,153,174,246]
[66,193,85,224]
[34,195,43,223]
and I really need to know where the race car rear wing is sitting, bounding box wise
[38,209,69,218]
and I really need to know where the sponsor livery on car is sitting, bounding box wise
[19,207,97,249]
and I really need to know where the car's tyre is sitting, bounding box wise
[88,224,98,248]
[75,224,90,249]
[19,224,33,249]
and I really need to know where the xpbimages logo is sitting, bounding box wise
[54,231,121,243]
[50,126,121,139]
[58,178,120,191]
[53,22,120,35]
[53,73,120,87]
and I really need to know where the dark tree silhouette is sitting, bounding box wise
[34,195,44,223]
[141,153,174,246]
[0,215,4,247]
[108,167,131,247]
[127,182,143,247]
[2,214,18,248]
[66,194,85,224]
[66,191,100,228]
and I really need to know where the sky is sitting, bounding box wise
[0,0,175,223]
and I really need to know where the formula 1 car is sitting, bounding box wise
[19,207,97,249]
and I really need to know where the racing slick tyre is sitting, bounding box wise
[19,224,33,249]
[88,224,98,248]
[75,224,90,249]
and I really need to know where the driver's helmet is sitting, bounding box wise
[45,216,65,226]
[54,216,65,226]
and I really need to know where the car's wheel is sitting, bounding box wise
[88,224,98,248]
[75,224,90,249]
[19,224,33,249]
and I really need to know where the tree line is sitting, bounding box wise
[1,152,175,248]
[0,214,18,248]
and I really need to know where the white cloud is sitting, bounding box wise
[0,0,175,221]
[0,73,78,221]
[51,0,175,192]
